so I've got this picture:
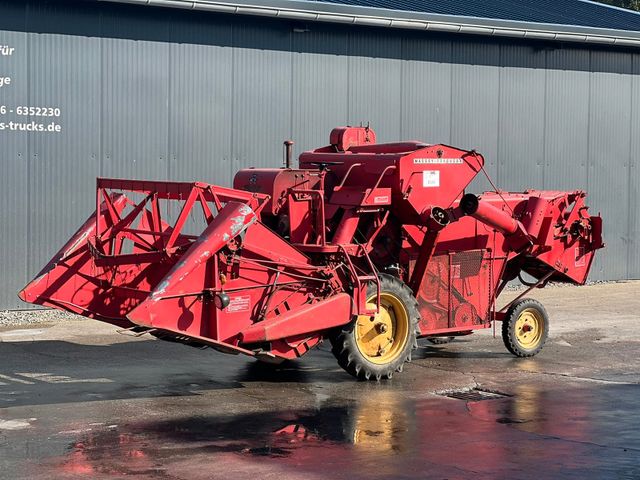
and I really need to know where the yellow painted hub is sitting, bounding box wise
[355,292,409,365]
[515,308,544,349]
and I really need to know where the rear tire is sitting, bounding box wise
[330,274,419,381]
[502,298,548,357]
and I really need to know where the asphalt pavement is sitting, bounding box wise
[1,281,639,479]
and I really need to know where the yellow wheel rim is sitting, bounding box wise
[354,292,409,365]
[514,308,544,349]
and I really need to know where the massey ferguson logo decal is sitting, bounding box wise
[413,158,463,164]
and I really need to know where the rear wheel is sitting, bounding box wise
[502,298,548,357]
[331,274,419,381]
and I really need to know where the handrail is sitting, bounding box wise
[335,163,363,189]
[370,165,397,192]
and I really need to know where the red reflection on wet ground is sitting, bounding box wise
[44,384,640,479]
[58,431,154,478]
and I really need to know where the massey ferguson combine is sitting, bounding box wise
[20,127,604,380]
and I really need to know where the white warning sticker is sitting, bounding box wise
[226,294,251,313]
[422,170,440,188]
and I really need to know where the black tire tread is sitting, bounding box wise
[502,298,549,358]
[330,274,420,381]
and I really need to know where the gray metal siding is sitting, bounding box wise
[168,18,233,184]
[348,31,402,142]
[101,38,170,180]
[588,51,633,280]
[450,42,500,193]
[400,36,452,143]
[497,44,546,192]
[232,22,292,175]
[27,33,101,280]
[543,49,590,192]
[630,54,640,279]
[0,1,638,309]
[0,29,28,310]
[292,29,349,155]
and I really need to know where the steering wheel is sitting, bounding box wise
[307,160,344,171]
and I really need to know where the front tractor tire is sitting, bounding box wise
[502,298,549,357]
[331,274,419,381]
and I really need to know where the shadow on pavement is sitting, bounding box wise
[0,338,352,407]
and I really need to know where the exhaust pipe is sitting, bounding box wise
[283,140,294,169]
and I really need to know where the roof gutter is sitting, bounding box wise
[100,0,640,48]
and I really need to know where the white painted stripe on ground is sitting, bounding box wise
[16,373,112,384]
[0,418,36,430]
[0,374,35,385]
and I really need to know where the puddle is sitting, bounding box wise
[28,385,640,479]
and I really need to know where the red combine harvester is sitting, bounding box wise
[20,127,604,380]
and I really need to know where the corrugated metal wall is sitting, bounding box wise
[0,0,637,309]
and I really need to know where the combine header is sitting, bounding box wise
[20,127,604,380]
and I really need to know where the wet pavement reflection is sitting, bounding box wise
[42,384,640,479]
